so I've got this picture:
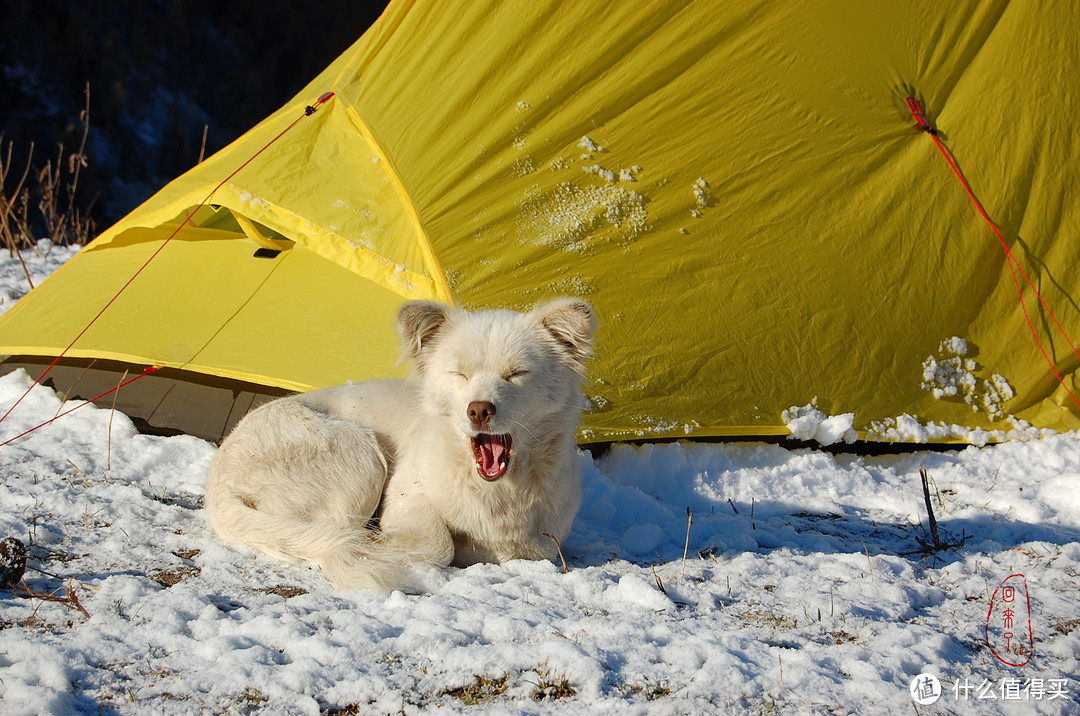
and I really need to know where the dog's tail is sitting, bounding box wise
[205,398,425,591]
[205,487,416,592]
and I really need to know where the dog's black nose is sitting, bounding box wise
[468,401,496,430]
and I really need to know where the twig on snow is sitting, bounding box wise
[919,466,943,551]
[541,533,569,573]
[13,578,90,618]
[680,507,693,584]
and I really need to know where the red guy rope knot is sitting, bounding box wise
[306,92,335,116]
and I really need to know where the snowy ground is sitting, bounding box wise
[1,243,1078,715]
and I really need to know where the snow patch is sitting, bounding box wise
[921,337,1015,420]
[865,414,1052,446]
[620,524,665,556]
[577,135,603,154]
[515,136,650,252]
[0,241,80,314]
[234,189,271,212]
[582,164,616,182]
[610,573,672,611]
[690,177,712,218]
[1039,474,1080,517]
[513,157,536,177]
[516,181,648,252]
[782,400,856,445]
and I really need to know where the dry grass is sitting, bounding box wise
[1051,618,1080,636]
[1,83,97,286]
[441,674,510,705]
[530,667,576,701]
[148,566,201,588]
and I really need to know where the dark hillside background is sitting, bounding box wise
[1,0,388,237]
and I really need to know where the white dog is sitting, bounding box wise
[204,298,595,591]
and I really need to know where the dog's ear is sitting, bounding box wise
[533,298,596,370]
[397,301,450,364]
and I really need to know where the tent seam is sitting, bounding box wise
[341,104,456,306]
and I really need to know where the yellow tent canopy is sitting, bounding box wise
[1,0,1078,442]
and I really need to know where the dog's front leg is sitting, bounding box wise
[495,537,555,565]
[378,496,455,568]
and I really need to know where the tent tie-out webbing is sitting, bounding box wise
[0,92,336,447]
[905,96,1080,413]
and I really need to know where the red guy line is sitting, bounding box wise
[906,97,1080,412]
[0,366,160,449]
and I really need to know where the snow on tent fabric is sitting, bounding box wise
[0,0,1077,443]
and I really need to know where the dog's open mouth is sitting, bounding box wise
[471,433,512,481]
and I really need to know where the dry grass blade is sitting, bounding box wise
[652,564,666,594]
[66,459,92,488]
[108,368,129,471]
[680,507,693,584]
[197,124,209,165]
[0,136,37,287]
[1,83,97,255]
[0,137,35,235]
[919,466,943,551]
[53,358,98,419]
[441,674,509,705]
[14,578,90,618]
[542,532,569,573]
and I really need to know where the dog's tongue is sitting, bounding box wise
[475,433,509,480]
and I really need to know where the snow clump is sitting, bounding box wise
[920,337,1015,420]
[782,399,857,445]
[577,135,603,154]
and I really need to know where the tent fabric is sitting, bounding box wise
[0,0,1077,443]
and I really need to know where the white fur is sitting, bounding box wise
[204,298,595,591]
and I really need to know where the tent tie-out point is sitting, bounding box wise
[306,92,336,116]
[904,95,1080,412]
[905,96,939,136]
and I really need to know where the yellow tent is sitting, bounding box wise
[1,0,1078,442]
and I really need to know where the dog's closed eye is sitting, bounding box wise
[503,369,530,382]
